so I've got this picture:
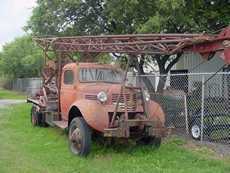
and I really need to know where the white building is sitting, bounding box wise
[172,53,229,98]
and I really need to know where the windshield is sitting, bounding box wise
[79,68,123,83]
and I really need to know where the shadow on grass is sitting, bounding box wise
[51,125,186,158]
[57,127,166,157]
[89,135,185,158]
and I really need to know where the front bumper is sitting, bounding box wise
[104,119,171,138]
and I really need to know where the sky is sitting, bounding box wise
[0,0,37,50]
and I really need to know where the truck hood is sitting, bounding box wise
[77,83,122,95]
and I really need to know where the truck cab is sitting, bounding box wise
[61,62,165,131]
[60,63,123,126]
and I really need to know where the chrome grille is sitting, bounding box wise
[112,93,137,111]
[85,94,97,100]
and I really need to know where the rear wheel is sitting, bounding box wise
[31,106,38,126]
[31,105,46,127]
[69,117,91,156]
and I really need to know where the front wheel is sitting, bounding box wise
[69,117,91,156]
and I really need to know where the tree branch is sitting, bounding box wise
[165,53,183,72]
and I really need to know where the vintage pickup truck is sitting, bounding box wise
[28,27,230,156]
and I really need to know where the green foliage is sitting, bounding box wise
[0,88,25,99]
[26,0,230,35]
[97,53,112,64]
[25,0,107,36]
[105,0,157,34]
[185,0,230,32]
[137,0,230,33]
[137,15,162,33]
[0,104,229,173]
[0,36,43,78]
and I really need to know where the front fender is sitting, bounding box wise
[147,100,165,127]
[69,100,108,132]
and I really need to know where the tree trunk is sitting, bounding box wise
[134,57,155,97]
[154,53,182,93]
[131,53,182,95]
[157,75,167,93]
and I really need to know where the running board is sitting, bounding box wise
[53,121,68,129]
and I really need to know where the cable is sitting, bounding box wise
[203,64,227,86]
[189,59,206,73]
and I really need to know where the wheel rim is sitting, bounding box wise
[191,124,200,139]
[69,125,82,154]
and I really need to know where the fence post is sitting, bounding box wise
[184,94,189,134]
[155,74,157,92]
[201,74,205,143]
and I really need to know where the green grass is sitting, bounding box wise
[0,88,25,99]
[0,104,229,173]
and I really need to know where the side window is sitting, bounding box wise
[64,70,74,85]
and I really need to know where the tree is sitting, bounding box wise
[0,36,43,78]
[105,0,189,91]
[25,0,110,65]
[25,0,107,36]
[185,0,230,32]
[26,0,230,92]
[105,0,230,92]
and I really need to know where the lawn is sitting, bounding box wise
[0,104,229,173]
[0,88,26,99]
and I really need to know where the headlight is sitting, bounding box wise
[97,91,108,102]
[143,90,150,101]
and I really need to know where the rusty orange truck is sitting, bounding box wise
[28,27,230,156]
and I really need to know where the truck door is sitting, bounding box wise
[60,69,76,120]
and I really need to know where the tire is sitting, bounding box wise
[153,137,161,148]
[190,121,201,140]
[31,105,46,127]
[137,137,161,148]
[31,106,39,126]
[68,117,91,156]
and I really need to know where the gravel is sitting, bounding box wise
[0,99,25,107]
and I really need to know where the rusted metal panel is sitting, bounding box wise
[34,27,230,64]
[104,120,170,138]
[53,120,68,129]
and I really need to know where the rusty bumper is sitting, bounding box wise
[104,119,171,138]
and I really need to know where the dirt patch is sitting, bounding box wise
[195,140,230,158]
[0,99,25,108]
[183,140,228,160]
[170,129,230,159]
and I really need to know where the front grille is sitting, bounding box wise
[85,94,97,100]
[112,93,137,111]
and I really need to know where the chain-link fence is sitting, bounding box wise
[4,78,42,96]
[133,72,230,144]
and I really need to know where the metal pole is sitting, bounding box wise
[184,94,189,134]
[201,75,205,143]
[110,57,130,127]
